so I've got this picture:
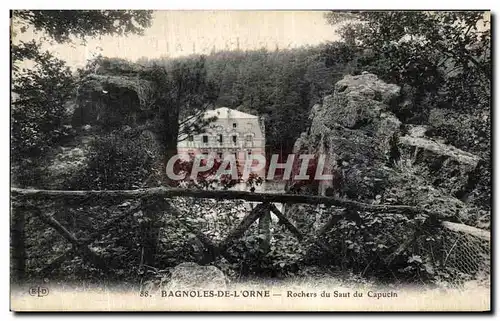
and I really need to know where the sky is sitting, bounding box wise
[13,10,339,69]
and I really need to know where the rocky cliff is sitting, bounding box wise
[290,72,482,223]
[42,58,163,189]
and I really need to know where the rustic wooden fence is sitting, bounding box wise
[10,187,489,282]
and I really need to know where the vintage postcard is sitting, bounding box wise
[10,10,491,312]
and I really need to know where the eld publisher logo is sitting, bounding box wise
[29,286,49,297]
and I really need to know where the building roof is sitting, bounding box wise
[203,107,258,119]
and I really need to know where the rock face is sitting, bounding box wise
[44,58,164,189]
[167,262,227,289]
[398,131,481,197]
[317,72,400,129]
[73,57,155,130]
[302,72,402,199]
[290,72,481,221]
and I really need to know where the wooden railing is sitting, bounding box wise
[8,187,463,282]
[11,187,426,214]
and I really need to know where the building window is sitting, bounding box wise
[202,135,208,143]
[232,135,237,144]
[244,134,253,147]
[188,135,194,142]
[218,134,223,143]
[233,123,237,128]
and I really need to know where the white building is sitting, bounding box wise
[177,107,266,182]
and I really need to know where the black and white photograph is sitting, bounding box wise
[9,9,491,312]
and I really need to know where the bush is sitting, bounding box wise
[67,131,155,190]
[222,224,306,278]
[11,41,76,181]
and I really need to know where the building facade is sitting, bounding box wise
[177,107,266,179]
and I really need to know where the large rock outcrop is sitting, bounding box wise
[73,58,155,130]
[290,72,482,222]
[296,72,402,199]
[398,125,481,197]
[43,58,163,189]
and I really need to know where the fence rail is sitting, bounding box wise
[10,187,490,284]
[12,187,428,215]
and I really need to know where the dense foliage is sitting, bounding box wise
[325,11,491,214]
[67,132,155,190]
[326,11,490,126]
[11,42,76,185]
[13,10,153,43]
[11,10,153,186]
[139,57,219,163]
[139,44,358,154]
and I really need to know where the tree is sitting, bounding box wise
[131,57,217,266]
[12,10,152,43]
[11,41,75,161]
[324,11,490,122]
[324,11,491,213]
[11,10,153,186]
[141,57,218,178]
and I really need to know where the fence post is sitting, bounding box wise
[258,203,271,254]
[141,197,167,267]
[11,204,26,283]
